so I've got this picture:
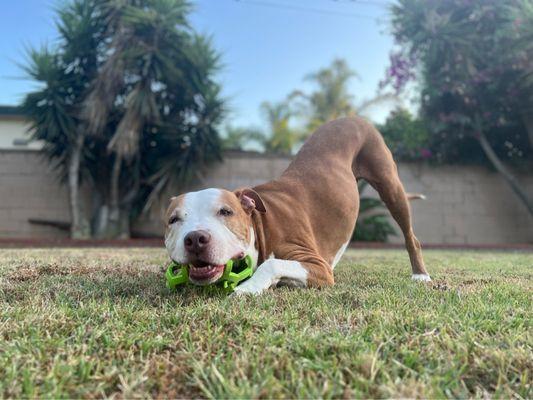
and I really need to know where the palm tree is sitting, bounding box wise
[81,0,194,237]
[221,125,263,151]
[292,58,398,133]
[253,101,302,155]
[22,0,225,238]
[22,0,104,238]
[230,59,397,156]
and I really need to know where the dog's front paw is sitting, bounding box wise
[231,282,265,296]
[412,274,432,282]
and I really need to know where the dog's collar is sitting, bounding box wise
[165,255,254,293]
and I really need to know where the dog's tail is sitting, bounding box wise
[406,193,426,201]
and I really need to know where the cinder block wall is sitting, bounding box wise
[1,149,532,244]
[0,150,71,238]
[373,164,533,244]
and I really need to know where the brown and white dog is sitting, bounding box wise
[164,117,431,295]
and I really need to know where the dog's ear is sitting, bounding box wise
[234,188,266,214]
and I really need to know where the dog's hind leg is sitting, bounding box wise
[357,132,431,281]
[374,174,430,280]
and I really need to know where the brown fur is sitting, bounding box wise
[248,116,429,286]
[219,190,254,243]
[165,195,184,236]
[164,117,429,288]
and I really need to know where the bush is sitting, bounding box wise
[378,108,432,162]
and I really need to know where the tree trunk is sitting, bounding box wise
[118,211,131,239]
[109,155,122,225]
[68,133,90,239]
[93,203,109,239]
[93,204,130,239]
[521,112,533,151]
[99,155,123,239]
[93,155,132,239]
[476,129,533,216]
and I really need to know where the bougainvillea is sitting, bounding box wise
[384,0,532,213]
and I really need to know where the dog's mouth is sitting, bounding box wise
[188,260,225,285]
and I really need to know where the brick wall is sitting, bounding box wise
[1,149,532,244]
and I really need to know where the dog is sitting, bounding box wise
[164,117,431,295]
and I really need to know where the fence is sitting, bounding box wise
[1,149,532,244]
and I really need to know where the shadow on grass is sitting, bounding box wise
[1,265,227,307]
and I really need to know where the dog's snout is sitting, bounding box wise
[184,230,211,253]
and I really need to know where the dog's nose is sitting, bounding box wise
[184,230,211,253]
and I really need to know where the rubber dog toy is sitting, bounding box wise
[165,255,253,293]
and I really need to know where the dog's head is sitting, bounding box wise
[164,188,266,285]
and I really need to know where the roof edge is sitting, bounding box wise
[0,105,25,116]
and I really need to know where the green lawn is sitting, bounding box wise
[0,248,531,398]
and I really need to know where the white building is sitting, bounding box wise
[0,106,41,150]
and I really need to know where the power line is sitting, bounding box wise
[290,0,390,7]
[232,0,379,20]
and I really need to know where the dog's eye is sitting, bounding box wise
[218,207,234,217]
[168,215,180,225]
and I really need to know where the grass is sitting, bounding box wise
[0,248,531,398]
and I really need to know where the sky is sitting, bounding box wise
[0,0,399,129]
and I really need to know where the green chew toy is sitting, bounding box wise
[165,255,253,293]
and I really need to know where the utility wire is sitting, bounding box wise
[232,0,379,20]
[288,0,390,7]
